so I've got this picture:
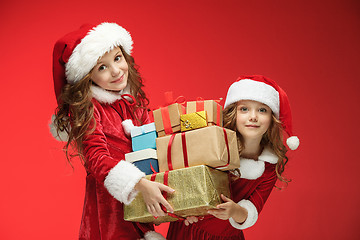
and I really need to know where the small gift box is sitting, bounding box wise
[125,149,159,175]
[180,111,208,132]
[153,103,186,137]
[131,122,157,152]
[156,126,240,172]
[124,165,230,223]
[186,99,223,127]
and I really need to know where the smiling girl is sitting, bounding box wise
[167,75,299,240]
[50,22,173,240]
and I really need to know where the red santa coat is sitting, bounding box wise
[71,86,162,240]
[167,147,279,240]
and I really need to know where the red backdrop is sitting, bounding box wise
[1,0,359,239]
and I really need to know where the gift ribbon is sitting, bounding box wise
[212,128,231,169]
[164,91,186,107]
[157,92,187,135]
[160,92,186,135]
[166,128,230,170]
[160,107,173,135]
[196,97,205,111]
[150,171,185,220]
[194,97,222,126]
[150,162,158,174]
[167,134,176,170]
[167,133,189,170]
[181,133,190,168]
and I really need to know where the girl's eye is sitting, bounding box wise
[239,107,248,112]
[115,55,122,61]
[259,108,267,113]
[98,65,106,71]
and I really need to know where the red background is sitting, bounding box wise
[1,0,359,239]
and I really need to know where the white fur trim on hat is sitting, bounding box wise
[224,79,280,118]
[104,160,145,205]
[66,22,133,84]
[229,199,258,230]
[286,136,300,150]
[143,231,166,240]
[49,115,69,142]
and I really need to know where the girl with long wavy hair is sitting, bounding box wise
[50,22,173,240]
[167,75,299,240]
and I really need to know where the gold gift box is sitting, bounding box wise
[156,126,240,172]
[180,111,208,132]
[124,165,230,223]
[153,103,185,137]
[187,100,223,127]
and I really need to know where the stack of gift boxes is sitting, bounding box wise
[124,99,240,223]
[125,122,159,175]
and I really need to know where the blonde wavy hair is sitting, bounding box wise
[53,46,149,166]
[223,102,290,185]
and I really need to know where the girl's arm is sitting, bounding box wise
[208,163,277,229]
[228,163,277,229]
[207,194,248,223]
[82,104,144,204]
[83,102,174,216]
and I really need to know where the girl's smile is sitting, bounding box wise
[111,74,125,84]
[245,124,260,128]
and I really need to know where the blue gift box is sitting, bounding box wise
[125,149,159,175]
[131,122,157,152]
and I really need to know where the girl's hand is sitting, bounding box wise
[208,194,248,223]
[135,178,175,217]
[184,216,204,226]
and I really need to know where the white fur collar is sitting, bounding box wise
[90,84,131,104]
[239,147,278,180]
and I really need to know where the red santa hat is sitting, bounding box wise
[224,75,300,150]
[52,22,133,103]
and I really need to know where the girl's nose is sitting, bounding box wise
[110,64,121,77]
[249,110,258,122]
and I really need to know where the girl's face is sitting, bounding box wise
[91,47,128,91]
[236,100,272,142]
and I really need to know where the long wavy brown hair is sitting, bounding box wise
[223,102,290,185]
[53,46,149,166]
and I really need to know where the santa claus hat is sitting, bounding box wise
[52,22,133,103]
[224,75,299,150]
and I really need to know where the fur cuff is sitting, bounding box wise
[229,199,258,230]
[104,160,145,205]
[143,231,166,240]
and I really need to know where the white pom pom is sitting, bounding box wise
[122,119,135,136]
[144,231,166,240]
[286,136,300,150]
[49,115,69,142]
